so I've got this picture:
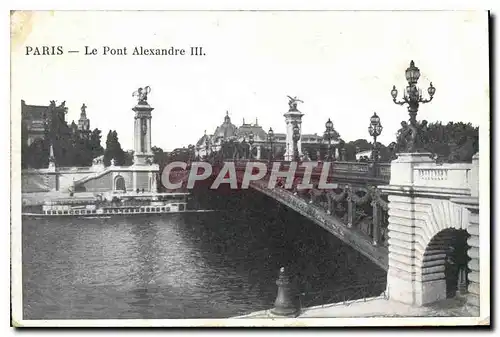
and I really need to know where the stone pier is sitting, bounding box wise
[380,152,480,308]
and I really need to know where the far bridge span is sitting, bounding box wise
[171,159,392,270]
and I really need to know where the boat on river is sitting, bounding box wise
[22,192,213,218]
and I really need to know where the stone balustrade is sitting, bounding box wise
[413,163,472,190]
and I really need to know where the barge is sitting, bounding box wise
[22,192,213,218]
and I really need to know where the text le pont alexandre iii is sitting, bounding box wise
[25,46,206,56]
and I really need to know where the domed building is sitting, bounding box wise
[195,112,239,159]
[195,111,343,161]
[213,112,238,141]
[195,130,212,159]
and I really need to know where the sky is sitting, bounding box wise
[11,10,489,152]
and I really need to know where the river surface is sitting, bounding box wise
[22,189,386,319]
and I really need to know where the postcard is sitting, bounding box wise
[10,10,490,327]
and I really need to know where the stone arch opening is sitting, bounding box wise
[114,175,126,192]
[420,228,469,304]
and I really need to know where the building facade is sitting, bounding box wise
[195,111,341,161]
[22,100,92,146]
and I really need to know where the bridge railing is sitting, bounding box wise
[219,159,391,182]
[252,177,390,249]
[413,163,472,190]
[299,278,387,309]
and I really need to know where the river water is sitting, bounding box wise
[22,189,386,319]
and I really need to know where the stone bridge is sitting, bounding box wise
[214,159,392,270]
[171,152,481,313]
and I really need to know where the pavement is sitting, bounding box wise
[236,295,476,319]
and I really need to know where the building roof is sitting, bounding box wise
[301,133,323,142]
[237,123,268,141]
[196,133,211,147]
[21,100,49,120]
[213,112,238,140]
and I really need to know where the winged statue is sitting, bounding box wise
[287,95,304,111]
[132,86,152,104]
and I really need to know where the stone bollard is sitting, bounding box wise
[271,267,300,317]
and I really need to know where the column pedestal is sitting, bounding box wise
[284,110,304,161]
[132,102,154,166]
[381,153,442,306]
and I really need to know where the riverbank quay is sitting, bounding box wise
[234,295,477,319]
[22,191,97,207]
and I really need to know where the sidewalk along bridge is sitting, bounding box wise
[168,159,392,271]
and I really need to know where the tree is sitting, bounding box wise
[103,130,113,166]
[112,131,126,165]
[123,151,134,166]
[152,146,165,165]
[21,121,30,169]
[343,139,372,161]
[103,130,126,166]
[424,121,478,162]
[89,128,104,161]
[395,120,479,162]
[26,138,48,168]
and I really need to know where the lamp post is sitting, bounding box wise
[324,118,335,161]
[391,60,436,152]
[368,112,383,162]
[204,136,210,160]
[292,122,300,162]
[211,143,218,159]
[248,131,255,159]
[268,127,275,162]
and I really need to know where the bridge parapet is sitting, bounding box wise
[413,163,472,190]
[225,159,391,184]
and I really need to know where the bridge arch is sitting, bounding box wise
[418,227,469,304]
[387,197,471,305]
[114,175,126,192]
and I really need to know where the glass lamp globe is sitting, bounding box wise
[405,60,421,85]
[428,82,436,97]
[391,85,398,99]
[325,118,333,130]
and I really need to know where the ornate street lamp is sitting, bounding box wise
[324,118,335,161]
[268,127,275,162]
[292,122,300,162]
[248,131,255,159]
[204,136,210,160]
[368,112,383,162]
[391,60,435,152]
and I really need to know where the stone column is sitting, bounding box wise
[284,110,304,161]
[134,117,140,156]
[451,153,480,315]
[147,117,152,154]
[379,153,436,305]
[256,145,261,160]
[132,102,154,165]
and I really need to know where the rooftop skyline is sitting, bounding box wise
[12,11,489,151]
